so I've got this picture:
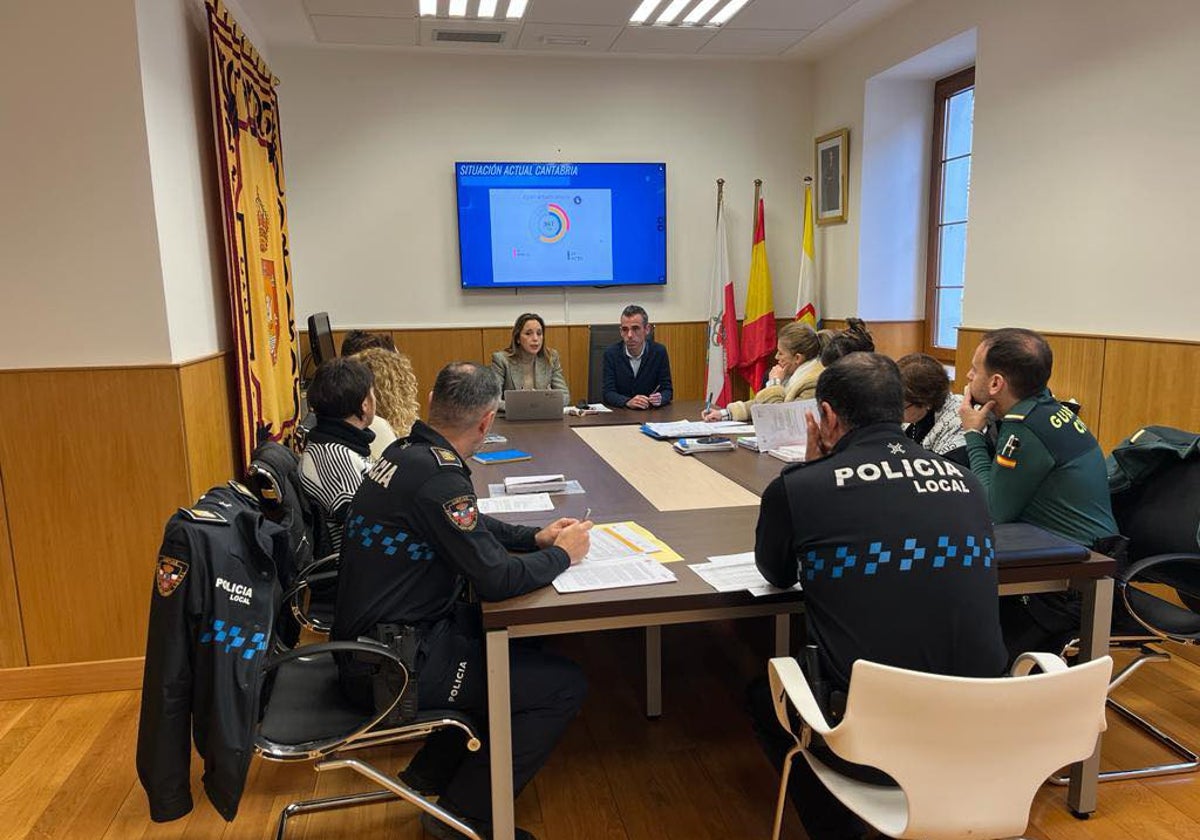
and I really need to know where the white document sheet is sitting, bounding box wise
[476,493,555,515]
[643,420,754,438]
[750,399,817,454]
[584,525,653,561]
[553,556,677,593]
[488,480,585,497]
[691,552,803,597]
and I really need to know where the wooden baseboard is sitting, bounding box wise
[0,656,144,700]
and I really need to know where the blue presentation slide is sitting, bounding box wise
[488,189,614,284]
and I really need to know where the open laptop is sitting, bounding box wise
[503,390,564,421]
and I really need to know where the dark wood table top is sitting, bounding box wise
[476,401,1116,629]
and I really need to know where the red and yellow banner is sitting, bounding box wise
[739,196,777,390]
[206,0,301,463]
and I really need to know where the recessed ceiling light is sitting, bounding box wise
[629,0,663,25]
[419,0,437,17]
[478,0,498,17]
[655,0,691,25]
[682,0,722,25]
[506,0,528,19]
[448,0,466,17]
[709,0,752,26]
[542,35,590,46]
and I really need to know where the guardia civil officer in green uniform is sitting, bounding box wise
[333,362,593,840]
[959,327,1118,655]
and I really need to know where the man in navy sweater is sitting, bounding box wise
[602,305,673,408]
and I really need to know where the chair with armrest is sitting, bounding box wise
[257,638,484,839]
[767,653,1112,840]
[282,552,339,637]
[1053,446,1200,783]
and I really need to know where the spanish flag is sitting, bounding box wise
[795,182,818,327]
[738,196,777,390]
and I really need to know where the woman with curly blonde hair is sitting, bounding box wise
[352,347,420,458]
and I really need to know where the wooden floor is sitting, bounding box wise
[4,622,1200,840]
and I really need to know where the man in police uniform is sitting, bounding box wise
[958,327,1118,656]
[751,353,1006,840]
[333,362,592,840]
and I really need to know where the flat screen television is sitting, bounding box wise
[456,162,666,289]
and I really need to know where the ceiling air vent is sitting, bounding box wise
[434,29,505,44]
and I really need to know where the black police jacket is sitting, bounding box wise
[136,483,290,822]
[756,423,1008,691]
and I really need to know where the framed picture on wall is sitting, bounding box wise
[815,128,849,225]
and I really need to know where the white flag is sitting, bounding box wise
[705,195,738,408]
[795,183,818,326]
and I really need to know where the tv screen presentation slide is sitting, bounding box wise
[456,162,666,289]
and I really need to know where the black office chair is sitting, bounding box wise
[586,323,622,404]
[256,639,484,839]
[1055,437,1200,783]
[283,552,339,637]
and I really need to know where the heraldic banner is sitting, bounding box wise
[205,0,301,463]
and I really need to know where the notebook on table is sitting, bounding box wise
[993,522,1090,566]
[504,390,564,421]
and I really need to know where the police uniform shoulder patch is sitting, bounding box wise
[431,447,463,468]
[443,495,478,530]
[156,556,189,597]
[179,507,229,524]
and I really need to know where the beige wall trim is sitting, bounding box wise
[0,350,232,375]
[0,656,144,700]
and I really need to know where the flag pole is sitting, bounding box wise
[716,178,724,218]
[753,178,762,208]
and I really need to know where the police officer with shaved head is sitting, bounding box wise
[333,362,592,840]
[750,353,1006,840]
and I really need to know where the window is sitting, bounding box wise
[925,67,974,359]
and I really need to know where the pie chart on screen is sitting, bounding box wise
[535,203,570,243]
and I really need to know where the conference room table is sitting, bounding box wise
[471,402,1116,839]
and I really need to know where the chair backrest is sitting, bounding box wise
[586,324,622,403]
[825,656,1112,840]
[307,311,336,368]
[1114,456,1200,561]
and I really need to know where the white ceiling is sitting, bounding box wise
[238,0,913,60]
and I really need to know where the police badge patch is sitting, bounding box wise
[432,447,462,468]
[443,495,478,531]
[156,556,190,597]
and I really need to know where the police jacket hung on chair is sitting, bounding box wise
[136,483,291,822]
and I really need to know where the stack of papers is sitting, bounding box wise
[768,445,807,463]
[736,436,761,451]
[750,400,816,453]
[488,480,585,497]
[672,437,737,455]
[689,552,802,597]
[641,420,754,439]
[552,521,679,594]
[504,474,566,494]
[476,493,555,515]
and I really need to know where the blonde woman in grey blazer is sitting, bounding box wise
[491,312,570,406]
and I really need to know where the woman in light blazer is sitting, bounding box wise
[490,312,570,406]
[702,321,830,422]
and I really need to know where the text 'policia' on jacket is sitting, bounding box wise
[136,482,291,822]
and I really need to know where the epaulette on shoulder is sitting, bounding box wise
[227,480,259,501]
[1003,413,1027,422]
[178,507,229,525]
[430,446,463,468]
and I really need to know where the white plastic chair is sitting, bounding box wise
[768,653,1113,840]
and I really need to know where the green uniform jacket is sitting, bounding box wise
[965,388,1117,546]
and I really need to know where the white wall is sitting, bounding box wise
[136,0,229,363]
[813,0,1200,341]
[273,48,813,328]
[0,0,171,368]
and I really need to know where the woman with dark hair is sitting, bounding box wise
[490,313,570,406]
[819,317,875,367]
[702,322,830,422]
[897,352,969,466]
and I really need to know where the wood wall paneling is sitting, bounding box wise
[391,329,486,414]
[567,326,591,402]
[1097,339,1200,451]
[0,656,142,700]
[0,465,27,667]
[650,322,708,401]
[178,353,240,499]
[0,368,192,665]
